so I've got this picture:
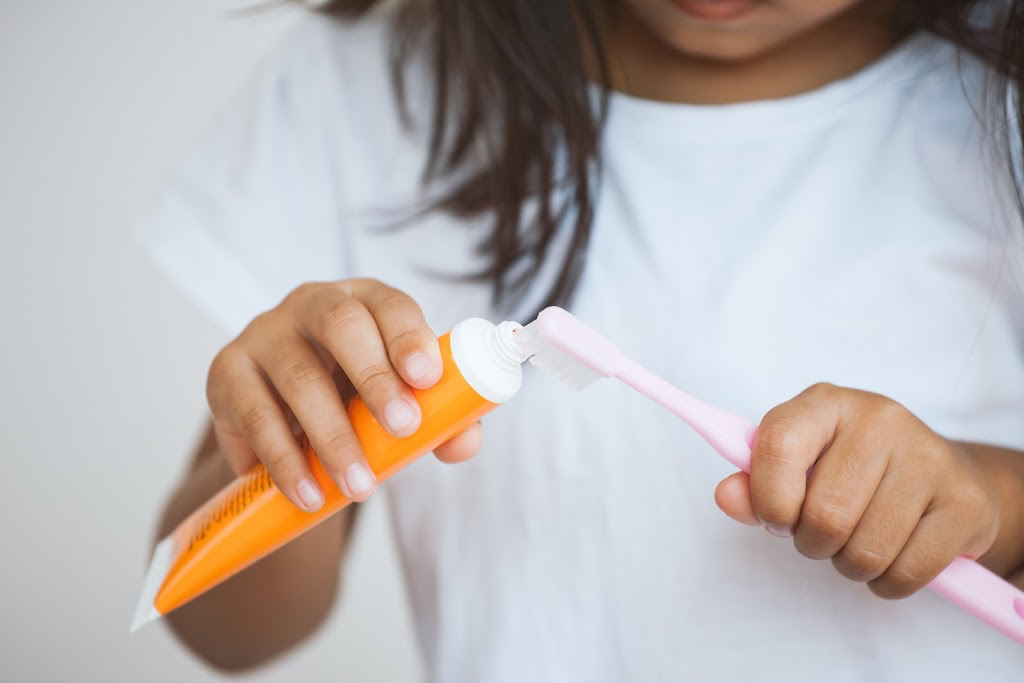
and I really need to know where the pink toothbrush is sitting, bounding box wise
[517,306,1024,644]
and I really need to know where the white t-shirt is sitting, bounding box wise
[137,13,1024,682]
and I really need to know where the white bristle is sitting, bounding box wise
[516,322,602,391]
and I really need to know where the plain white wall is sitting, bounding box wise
[0,2,423,681]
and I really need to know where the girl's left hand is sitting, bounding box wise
[714,383,1004,599]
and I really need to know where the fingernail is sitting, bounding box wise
[405,352,439,384]
[296,478,324,510]
[765,523,793,538]
[385,399,417,434]
[344,463,376,497]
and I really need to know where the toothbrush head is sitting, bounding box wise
[514,306,622,391]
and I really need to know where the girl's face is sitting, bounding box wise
[620,0,878,62]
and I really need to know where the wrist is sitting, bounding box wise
[960,441,1024,576]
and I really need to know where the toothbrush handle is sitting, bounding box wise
[613,357,1024,644]
[928,557,1024,643]
[615,357,756,471]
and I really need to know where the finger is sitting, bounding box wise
[299,286,422,438]
[208,349,263,474]
[793,426,891,560]
[354,280,443,390]
[713,472,759,525]
[868,507,973,600]
[831,466,932,582]
[433,423,484,464]
[208,352,323,513]
[750,383,843,537]
[253,335,376,502]
[211,419,259,475]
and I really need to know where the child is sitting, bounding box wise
[139,0,1024,679]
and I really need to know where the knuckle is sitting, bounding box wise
[352,361,397,396]
[242,310,274,337]
[344,277,382,297]
[387,327,428,356]
[755,502,794,529]
[351,276,381,289]
[805,382,837,398]
[872,397,905,423]
[330,279,355,296]
[281,358,329,395]
[870,396,909,429]
[916,437,954,478]
[261,446,298,477]
[207,346,240,383]
[836,543,889,580]
[374,291,414,316]
[955,481,996,529]
[319,429,362,462]
[239,402,278,436]
[287,281,320,305]
[206,347,247,405]
[318,297,367,338]
[956,478,987,509]
[802,498,857,541]
[870,566,925,600]
[755,419,804,465]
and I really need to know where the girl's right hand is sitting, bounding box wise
[205,279,484,512]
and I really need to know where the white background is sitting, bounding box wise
[0,2,423,681]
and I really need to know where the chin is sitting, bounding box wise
[619,0,824,65]
[621,0,868,65]
[653,26,787,63]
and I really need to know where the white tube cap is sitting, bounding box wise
[449,318,527,404]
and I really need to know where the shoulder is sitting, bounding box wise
[868,34,989,129]
[264,10,400,107]
[885,33,1012,159]
[896,35,1024,293]
[882,35,1019,222]
[267,9,435,184]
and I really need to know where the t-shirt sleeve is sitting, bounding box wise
[134,15,353,336]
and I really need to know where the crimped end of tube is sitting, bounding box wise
[130,536,174,633]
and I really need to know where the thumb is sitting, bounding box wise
[433,422,484,464]
[714,471,759,526]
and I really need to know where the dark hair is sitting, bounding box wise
[322,0,1023,316]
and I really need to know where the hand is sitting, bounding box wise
[206,279,483,512]
[714,383,1008,598]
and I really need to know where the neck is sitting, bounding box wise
[607,1,904,105]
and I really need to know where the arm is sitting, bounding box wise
[155,280,483,670]
[155,422,356,672]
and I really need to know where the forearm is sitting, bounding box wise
[961,442,1024,577]
[156,438,236,538]
[154,428,352,671]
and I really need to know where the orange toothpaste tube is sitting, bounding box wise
[132,317,529,631]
